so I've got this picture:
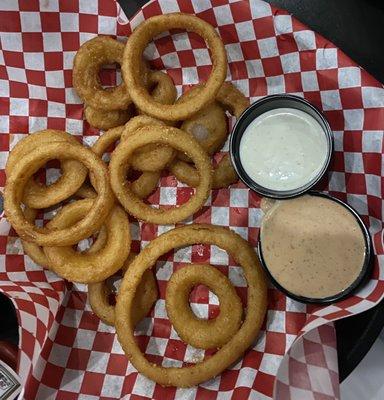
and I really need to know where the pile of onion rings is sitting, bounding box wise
[6,130,88,209]
[122,13,227,121]
[3,12,269,389]
[4,136,114,246]
[109,125,212,224]
[115,224,267,387]
[73,36,177,130]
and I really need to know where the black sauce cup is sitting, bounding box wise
[258,192,373,304]
[229,94,334,199]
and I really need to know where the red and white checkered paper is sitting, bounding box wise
[0,0,383,399]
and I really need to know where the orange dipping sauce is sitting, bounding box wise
[260,195,367,300]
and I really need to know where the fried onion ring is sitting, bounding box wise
[115,224,267,387]
[21,187,107,269]
[4,142,114,246]
[170,153,237,189]
[121,116,175,172]
[88,253,158,326]
[74,184,98,200]
[43,199,130,283]
[165,264,242,349]
[137,70,177,115]
[73,36,132,111]
[6,130,88,209]
[84,105,134,130]
[110,126,212,224]
[130,171,160,200]
[216,82,250,119]
[91,126,160,198]
[21,207,108,270]
[122,13,227,121]
[169,82,249,189]
[177,85,228,162]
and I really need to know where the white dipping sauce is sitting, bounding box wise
[239,108,328,191]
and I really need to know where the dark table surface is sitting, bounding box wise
[1,0,383,385]
[124,0,384,84]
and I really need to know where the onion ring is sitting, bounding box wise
[109,126,212,224]
[130,171,160,200]
[84,105,134,130]
[74,184,98,200]
[165,264,242,349]
[115,224,267,387]
[137,70,177,115]
[21,187,107,269]
[43,199,130,283]
[121,116,175,172]
[216,82,250,119]
[169,82,249,188]
[4,142,114,246]
[122,13,227,121]
[73,36,132,111]
[91,125,160,198]
[21,209,109,270]
[88,253,158,326]
[177,85,228,162]
[6,130,88,209]
[21,207,50,268]
[170,153,237,189]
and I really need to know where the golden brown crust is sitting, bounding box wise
[168,82,248,189]
[216,81,250,119]
[121,116,175,172]
[43,199,130,283]
[6,130,88,209]
[122,13,227,121]
[88,253,158,326]
[115,224,267,387]
[177,85,228,162]
[170,153,238,189]
[165,263,243,349]
[84,105,134,130]
[4,141,114,246]
[110,125,212,224]
[73,36,132,111]
[91,125,160,198]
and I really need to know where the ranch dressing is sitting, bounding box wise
[260,195,366,299]
[239,108,328,191]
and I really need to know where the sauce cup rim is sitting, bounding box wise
[229,94,334,199]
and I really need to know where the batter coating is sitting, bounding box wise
[115,224,267,387]
[166,264,243,349]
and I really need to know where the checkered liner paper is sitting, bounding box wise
[0,0,383,399]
